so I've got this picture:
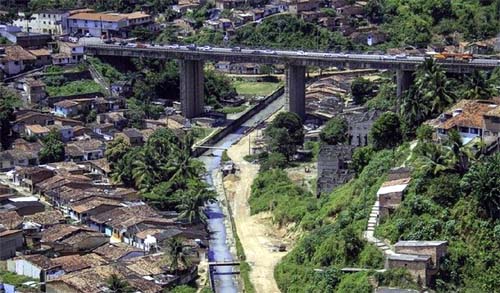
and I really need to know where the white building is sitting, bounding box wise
[67,11,154,38]
[13,10,69,35]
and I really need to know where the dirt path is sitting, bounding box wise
[224,132,287,293]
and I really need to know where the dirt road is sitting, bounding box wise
[224,131,287,293]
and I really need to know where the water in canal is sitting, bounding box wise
[198,95,284,293]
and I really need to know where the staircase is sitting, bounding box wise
[364,199,395,256]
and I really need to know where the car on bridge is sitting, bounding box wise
[199,46,212,51]
[297,50,307,56]
[167,44,180,49]
[264,49,277,55]
[187,44,197,51]
[231,47,241,52]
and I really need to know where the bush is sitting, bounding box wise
[320,117,348,145]
[336,272,372,293]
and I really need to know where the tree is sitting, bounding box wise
[0,86,20,150]
[414,59,456,114]
[267,112,304,146]
[369,112,402,150]
[176,179,216,224]
[461,153,500,219]
[165,237,192,274]
[351,146,374,175]
[261,152,288,171]
[413,141,454,176]
[39,130,65,163]
[462,70,497,100]
[351,78,376,105]
[416,124,434,142]
[265,112,304,160]
[105,136,131,165]
[446,129,474,174]
[320,117,348,145]
[106,274,133,293]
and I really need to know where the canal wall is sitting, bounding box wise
[193,86,284,157]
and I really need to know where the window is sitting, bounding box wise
[470,128,479,134]
[459,127,469,133]
[73,20,76,23]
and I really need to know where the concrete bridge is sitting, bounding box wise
[84,44,500,119]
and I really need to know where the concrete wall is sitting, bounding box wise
[387,258,429,285]
[395,245,448,267]
[193,86,284,157]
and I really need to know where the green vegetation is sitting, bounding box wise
[274,146,408,292]
[221,105,248,114]
[0,86,21,150]
[320,117,348,145]
[45,80,103,97]
[106,274,133,293]
[249,169,315,226]
[373,0,500,47]
[108,128,215,222]
[233,14,352,50]
[351,77,377,105]
[376,151,500,291]
[191,127,213,142]
[39,130,65,164]
[170,285,197,293]
[369,112,402,150]
[264,112,304,161]
[0,270,39,289]
[232,81,281,97]
[87,57,125,83]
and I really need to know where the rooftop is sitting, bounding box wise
[68,12,126,22]
[388,253,431,262]
[93,242,144,261]
[24,210,66,226]
[394,240,448,247]
[25,124,50,134]
[427,99,499,130]
[54,100,79,108]
[0,45,37,62]
[0,210,22,229]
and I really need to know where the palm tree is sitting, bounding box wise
[165,237,192,274]
[400,87,431,127]
[446,130,475,174]
[463,69,497,100]
[176,179,216,224]
[106,274,133,293]
[412,141,455,176]
[414,58,456,114]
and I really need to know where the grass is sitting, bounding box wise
[191,127,213,142]
[0,269,39,289]
[232,81,282,97]
[46,80,104,97]
[221,105,248,114]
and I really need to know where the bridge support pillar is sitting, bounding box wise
[285,65,306,119]
[396,69,413,98]
[179,59,204,118]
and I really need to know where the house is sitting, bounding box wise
[23,78,47,104]
[394,241,448,268]
[0,227,23,260]
[386,254,433,286]
[48,124,74,142]
[13,10,69,35]
[85,159,111,180]
[65,139,105,162]
[68,197,121,223]
[0,149,39,170]
[40,224,109,254]
[0,45,37,75]
[45,263,163,293]
[13,166,55,193]
[288,0,319,14]
[7,254,65,283]
[115,128,144,146]
[51,52,75,65]
[24,210,67,229]
[96,111,128,130]
[12,111,55,134]
[426,99,500,145]
[58,41,84,63]
[67,11,155,38]
[53,100,80,117]
[28,49,52,66]
[25,124,50,138]
[0,210,23,229]
[93,242,145,262]
[377,177,411,218]
[5,196,45,216]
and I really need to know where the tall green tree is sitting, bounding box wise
[176,179,216,224]
[0,86,20,150]
[369,112,402,150]
[462,70,497,100]
[165,237,192,274]
[39,130,65,163]
[264,112,304,160]
[414,59,456,114]
[461,153,500,219]
[105,136,131,165]
[320,117,348,145]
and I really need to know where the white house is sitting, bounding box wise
[0,45,36,75]
[13,10,69,35]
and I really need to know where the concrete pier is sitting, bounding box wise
[285,65,306,119]
[396,69,413,98]
[179,59,204,118]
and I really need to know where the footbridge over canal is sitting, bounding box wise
[85,44,500,119]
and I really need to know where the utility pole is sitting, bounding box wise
[248,132,251,155]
